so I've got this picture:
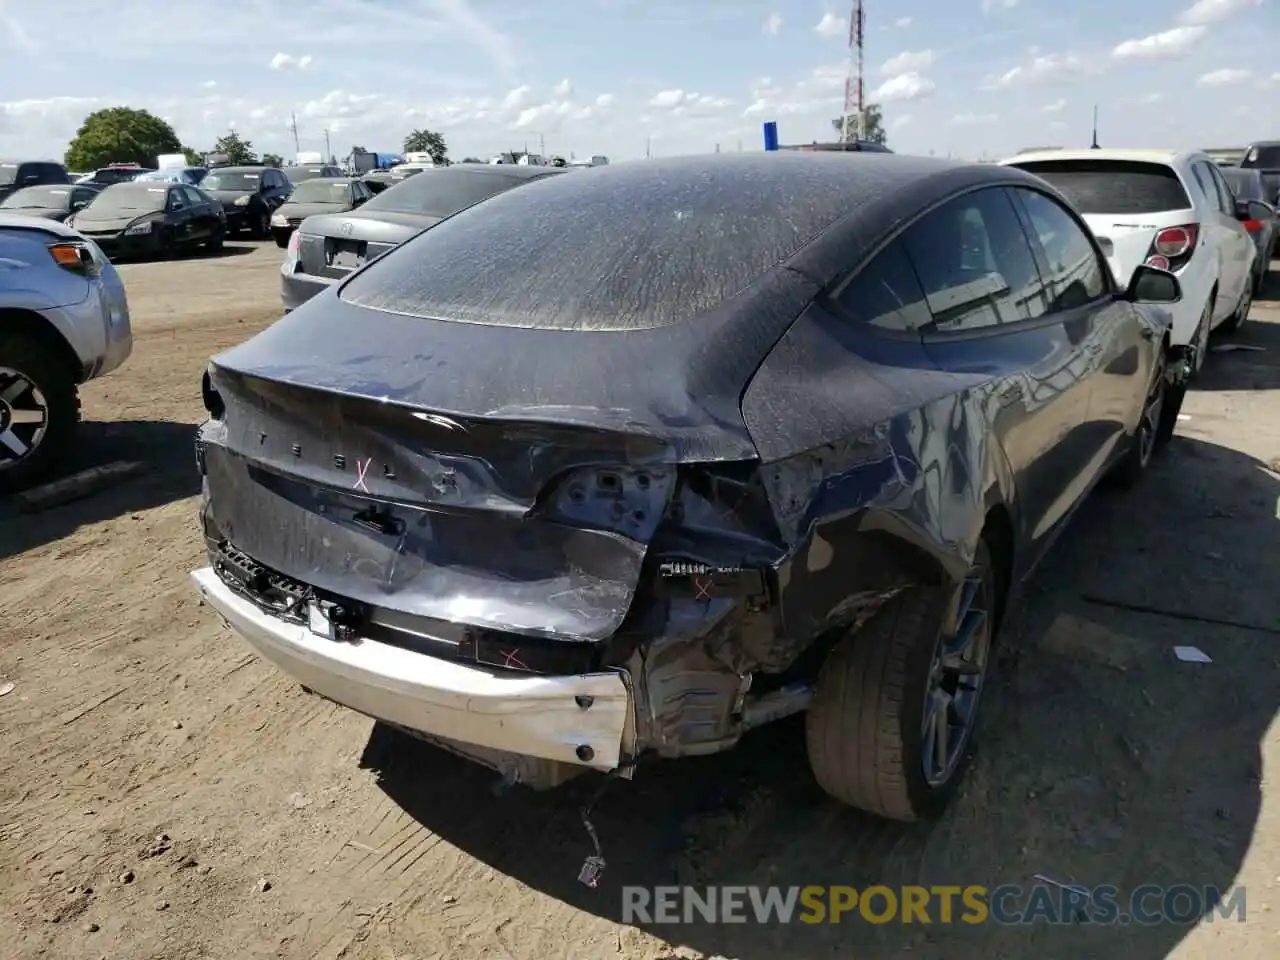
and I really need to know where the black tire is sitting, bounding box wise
[805,539,997,821]
[273,231,290,249]
[250,209,270,240]
[157,228,178,261]
[206,224,225,252]
[1154,381,1185,448]
[1219,281,1252,335]
[1112,347,1169,489]
[0,333,81,493]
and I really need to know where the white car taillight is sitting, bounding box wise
[282,229,302,273]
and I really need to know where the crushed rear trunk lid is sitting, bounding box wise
[198,279,810,642]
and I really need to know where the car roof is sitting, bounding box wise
[449,163,569,181]
[210,166,270,173]
[1245,140,1280,148]
[1001,148,1197,166]
[0,213,86,238]
[292,176,351,184]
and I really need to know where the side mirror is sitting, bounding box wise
[1125,264,1182,304]
[1236,199,1272,223]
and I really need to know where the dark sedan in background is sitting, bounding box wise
[67,181,227,259]
[269,176,373,247]
[78,163,154,187]
[199,166,293,237]
[1221,166,1278,294]
[280,164,562,312]
[284,164,344,183]
[0,183,100,221]
[200,153,1184,821]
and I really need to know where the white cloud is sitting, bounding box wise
[814,13,845,38]
[890,114,913,129]
[200,80,217,89]
[763,12,783,35]
[1178,0,1263,25]
[881,49,935,77]
[981,0,1019,10]
[269,52,313,71]
[872,72,936,103]
[1112,26,1207,60]
[1043,98,1067,113]
[595,93,614,108]
[948,112,999,126]
[1197,67,1254,86]
[895,16,913,27]
[987,53,1092,88]
[503,85,530,109]
[553,78,572,97]
[647,89,732,114]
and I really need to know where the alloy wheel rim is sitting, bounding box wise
[921,568,991,787]
[0,367,50,470]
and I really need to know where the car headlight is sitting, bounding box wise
[124,221,152,236]
[270,213,287,226]
[234,195,251,206]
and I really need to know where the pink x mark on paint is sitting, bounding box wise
[499,648,528,670]
[693,576,713,601]
[353,458,372,493]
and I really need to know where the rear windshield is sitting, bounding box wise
[201,171,262,191]
[1012,159,1191,214]
[0,186,69,209]
[83,184,168,216]
[0,164,18,186]
[285,167,329,182]
[287,179,351,203]
[341,165,840,331]
[93,168,146,185]
[1241,146,1280,169]
[358,168,528,217]
[1220,168,1264,201]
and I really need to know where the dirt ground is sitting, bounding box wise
[2,241,1278,960]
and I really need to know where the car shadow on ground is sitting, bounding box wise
[361,434,1277,959]
[0,419,198,560]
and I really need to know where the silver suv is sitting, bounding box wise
[0,214,132,491]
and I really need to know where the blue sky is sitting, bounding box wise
[0,0,1276,164]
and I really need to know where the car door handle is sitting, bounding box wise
[1000,384,1023,402]
[1140,326,1157,340]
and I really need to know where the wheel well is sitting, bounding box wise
[0,308,84,383]
[982,504,1014,630]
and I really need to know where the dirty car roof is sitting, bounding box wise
[339,151,971,332]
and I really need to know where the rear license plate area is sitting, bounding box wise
[328,239,364,270]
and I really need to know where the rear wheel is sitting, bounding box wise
[273,230,290,249]
[1219,280,1253,334]
[0,333,81,493]
[250,209,270,240]
[206,223,225,252]
[157,228,178,260]
[1113,347,1170,488]
[805,539,996,821]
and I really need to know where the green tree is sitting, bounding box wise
[182,146,205,166]
[64,107,184,171]
[262,153,284,167]
[830,103,887,145]
[402,128,448,165]
[460,156,484,164]
[211,132,258,164]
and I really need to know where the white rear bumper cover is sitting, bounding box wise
[190,566,634,772]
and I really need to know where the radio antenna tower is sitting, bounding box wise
[841,0,865,143]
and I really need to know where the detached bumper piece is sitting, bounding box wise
[190,564,634,775]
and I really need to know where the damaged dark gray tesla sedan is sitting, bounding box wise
[192,152,1185,821]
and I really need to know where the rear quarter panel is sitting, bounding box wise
[740,302,1016,648]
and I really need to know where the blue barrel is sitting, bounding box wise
[763,122,779,152]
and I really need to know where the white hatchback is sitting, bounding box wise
[1000,149,1256,373]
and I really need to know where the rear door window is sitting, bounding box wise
[829,238,932,333]
[1012,159,1192,214]
[901,187,1047,333]
[1206,163,1239,213]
